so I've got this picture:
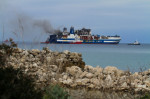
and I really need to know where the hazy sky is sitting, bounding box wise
[0,0,150,43]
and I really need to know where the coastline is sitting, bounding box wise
[1,47,150,98]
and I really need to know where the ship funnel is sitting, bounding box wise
[70,26,74,34]
[63,27,67,32]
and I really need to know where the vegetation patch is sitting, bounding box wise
[43,84,70,99]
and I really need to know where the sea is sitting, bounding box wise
[15,42,150,72]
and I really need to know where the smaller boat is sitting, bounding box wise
[128,40,140,45]
[4,39,9,43]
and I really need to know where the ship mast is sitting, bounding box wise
[2,24,4,42]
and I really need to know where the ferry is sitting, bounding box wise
[42,27,121,44]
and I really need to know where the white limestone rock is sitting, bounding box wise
[82,78,90,85]
[75,79,82,85]
[63,75,68,80]
[63,50,70,54]
[90,78,100,86]
[79,71,88,78]
[66,66,82,77]
[66,79,73,85]
[86,73,93,79]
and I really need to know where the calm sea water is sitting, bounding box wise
[16,42,150,72]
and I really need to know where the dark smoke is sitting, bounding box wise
[8,14,62,42]
[15,14,61,34]
[0,0,62,42]
[33,20,61,34]
[33,20,54,33]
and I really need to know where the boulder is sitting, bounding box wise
[105,75,112,81]
[30,49,40,56]
[104,66,118,74]
[82,78,90,85]
[46,57,52,63]
[63,74,68,80]
[121,82,128,89]
[84,65,95,73]
[104,66,124,76]
[22,50,29,56]
[62,78,73,85]
[90,78,100,86]
[79,71,88,78]
[134,79,142,85]
[63,50,70,54]
[86,73,93,79]
[137,85,146,89]
[132,72,139,79]
[144,78,150,88]
[75,79,82,85]
[60,54,66,58]
[105,75,114,87]
[33,63,38,67]
[88,84,95,89]
[66,66,82,77]
[59,78,63,82]
[94,66,103,76]
[50,65,58,72]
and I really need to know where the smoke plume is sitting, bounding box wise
[14,14,61,35]
[0,0,62,42]
[33,20,61,34]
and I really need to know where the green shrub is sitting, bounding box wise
[0,41,42,99]
[0,67,42,99]
[43,85,70,99]
[0,39,17,67]
[139,94,150,99]
[0,43,12,67]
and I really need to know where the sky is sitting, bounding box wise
[0,0,150,43]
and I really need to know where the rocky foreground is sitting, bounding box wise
[3,47,150,94]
